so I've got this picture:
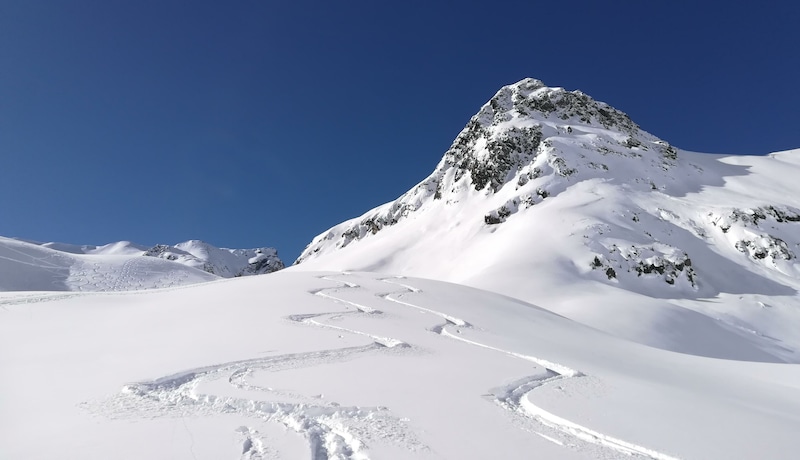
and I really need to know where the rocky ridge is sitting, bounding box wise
[296,78,712,289]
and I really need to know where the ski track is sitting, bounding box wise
[103,344,421,460]
[236,426,270,460]
[0,292,83,308]
[0,274,222,310]
[97,274,422,460]
[376,274,678,460]
[378,277,470,328]
[99,272,678,459]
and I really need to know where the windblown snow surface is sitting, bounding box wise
[2,270,799,459]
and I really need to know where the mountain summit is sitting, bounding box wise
[297,78,689,264]
[294,79,800,363]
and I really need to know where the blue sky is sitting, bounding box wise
[1,1,798,261]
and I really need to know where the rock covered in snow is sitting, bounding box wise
[146,240,284,277]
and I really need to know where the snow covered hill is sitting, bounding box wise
[3,270,799,459]
[295,78,800,364]
[0,236,283,291]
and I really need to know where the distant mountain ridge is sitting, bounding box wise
[143,240,284,277]
[294,78,800,364]
[36,238,285,277]
[0,237,283,292]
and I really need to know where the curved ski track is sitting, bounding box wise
[99,272,678,460]
[379,275,678,460]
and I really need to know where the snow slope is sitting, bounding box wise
[295,79,800,364]
[2,270,799,459]
[0,236,283,292]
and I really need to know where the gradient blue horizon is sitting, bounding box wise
[2,1,798,262]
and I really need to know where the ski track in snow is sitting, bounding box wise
[440,328,678,459]
[68,259,195,292]
[378,278,471,328]
[0,292,83,308]
[100,344,421,460]
[236,425,270,460]
[95,274,422,460]
[96,272,678,459]
[378,274,678,460]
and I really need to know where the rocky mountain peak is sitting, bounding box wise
[440,79,660,194]
[296,79,687,264]
[476,78,639,134]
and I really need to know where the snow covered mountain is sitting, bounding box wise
[0,236,283,291]
[295,78,800,364]
[142,240,284,277]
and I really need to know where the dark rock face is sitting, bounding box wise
[144,244,175,259]
[449,125,544,192]
[590,248,697,288]
[244,249,286,275]
[507,79,638,133]
[708,206,800,263]
[735,237,793,261]
[442,78,640,194]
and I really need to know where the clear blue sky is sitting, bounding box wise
[1,1,798,261]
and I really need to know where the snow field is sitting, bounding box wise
[4,270,800,459]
